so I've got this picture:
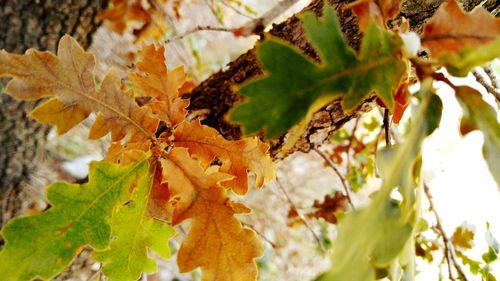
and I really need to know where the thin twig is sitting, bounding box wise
[221,0,256,19]
[163,0,301,44]
[164,26,233,44]
[242,222,279,248]
[313,148,355,210]
[424,184,469,281]
[276,177,326,253]
[345,117,360,175]
[383,109,391,146]
[472,70,500,104]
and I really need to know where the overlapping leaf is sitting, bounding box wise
[161,148,263,281]
[318,81,442,280]
[0,157,150,281]
[455,86,500,188]
[129,44,189,126]
[230,5,406,138]
[421,1,500,77]
[93,163,175,281]
[173,120,274,194]
[0,35,158,142]
[422,0,500,58]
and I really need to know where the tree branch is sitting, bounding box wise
[185,0,447,159]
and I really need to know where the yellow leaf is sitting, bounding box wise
[0,35,159,142]
[129,44,188,126]
[173,120,275,194]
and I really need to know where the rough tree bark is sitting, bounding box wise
[187,0,497,158]
[0,0,107,217]
[0,1,107,279]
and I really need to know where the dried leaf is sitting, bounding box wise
[101,0,168,41]
[129,44,188,126]
[162,148,263,281]
[307,192,349,224]
[422,0,500,57]
[173,120,275,194]
[0,35,158,142]
[175,186,263,281]
[160,148,233,223]
[451,226,475,250]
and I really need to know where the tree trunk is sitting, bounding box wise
[0,1,107,279]
[0,0,107,218]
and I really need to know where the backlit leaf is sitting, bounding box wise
[318,80,441,280]
[230,4,405,138]
[0,156,150,281]
[0,35,158,142]
[421,0,500,58]
[93,163,175,281]
[456,86,500,188]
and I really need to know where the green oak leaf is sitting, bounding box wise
[440,40,500,77]
[230,4,406,138]
[93,166,175,281]
[318,80,441,280]
[455,86,500,188]
[0,156,149,281]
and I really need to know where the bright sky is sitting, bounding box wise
[418,70,500,279]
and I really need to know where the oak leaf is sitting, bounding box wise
[176,186,263,281]
[230,5,406,138]
[421,0,500,57]
[0,35,159,142]
[93,162,175,281]
[160,147,233,223]
[162,148,263,281]
[173,120,275,194]
[0,157,150,281]
[129,44,189,126]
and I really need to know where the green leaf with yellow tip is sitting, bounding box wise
[0,156,150,281]
[230,4,406,138]
[93,165,175,281]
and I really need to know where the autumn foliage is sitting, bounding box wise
[0,1,499,281]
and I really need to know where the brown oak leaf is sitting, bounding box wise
[422,0,500,57]
[173,120,275,194]
[0,35,158,142]
[129,44,189,126]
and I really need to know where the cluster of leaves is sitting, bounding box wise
[101,0,170,41]
[0,36,274,280]
[0,0,499,280]
[229,1,499,280]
